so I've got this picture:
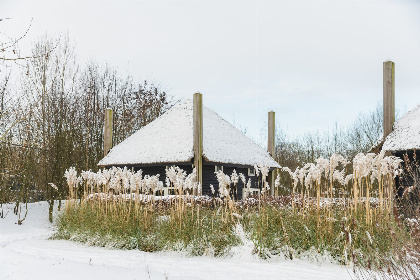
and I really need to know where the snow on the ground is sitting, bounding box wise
[0,202,353,280]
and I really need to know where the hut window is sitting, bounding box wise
[215,165,223,172]
[248,168,256,176]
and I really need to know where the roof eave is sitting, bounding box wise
[98,159,194,168]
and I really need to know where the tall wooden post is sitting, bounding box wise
[383,61,395,140]
[104,108,113,157]
[193,93,203,195]
[383,61,395,205]
[268,111,275,196]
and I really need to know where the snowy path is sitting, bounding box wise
[0,202,354,280]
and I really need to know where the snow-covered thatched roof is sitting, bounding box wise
[98,100,280,168]
[381,104,420,152]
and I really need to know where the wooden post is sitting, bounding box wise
[193,93,203,195]
[104,108,113,157]
[383,61,395,140]
[268,111,275,196]
[383,61,395,205]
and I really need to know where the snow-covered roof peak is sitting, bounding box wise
[382,104,420,152]
[98,100,280,168]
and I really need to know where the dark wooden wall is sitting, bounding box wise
[133,165,193,179]
[127,163,262,199]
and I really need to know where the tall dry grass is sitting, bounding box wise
[54,152,419,279]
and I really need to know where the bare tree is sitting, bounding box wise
[0,32,175,223]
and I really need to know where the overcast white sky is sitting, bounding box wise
[2,0,420,143]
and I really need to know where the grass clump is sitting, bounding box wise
[54,198,240,256]
[242,198,411,268]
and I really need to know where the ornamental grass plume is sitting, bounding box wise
[238,172,246,197]
[274,173,281,190]
[64,167,81,199]
[256,162,270,195]
[210,184,215,195]
[239,173,246,186]
[215,169,231,198]
[242,178,252,199]
[230,169,239,199]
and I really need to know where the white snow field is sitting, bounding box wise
[0,202,354,280]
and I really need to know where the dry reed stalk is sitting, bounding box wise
[365,177,370,225]
[316,181,321,227]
